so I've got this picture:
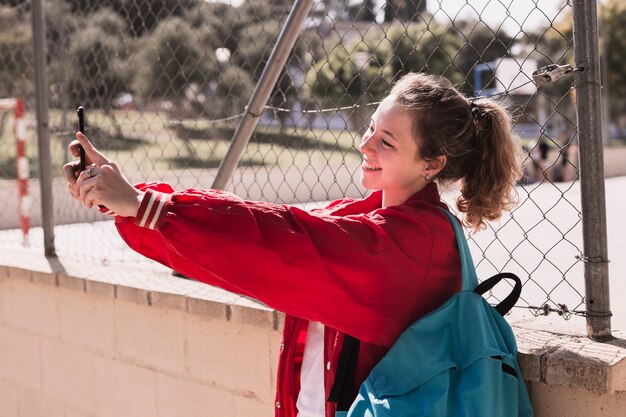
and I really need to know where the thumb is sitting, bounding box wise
[75,131,110,166]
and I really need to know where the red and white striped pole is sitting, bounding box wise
[0,98,30,246]
[15,98,30,246]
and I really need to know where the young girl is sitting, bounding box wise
[64,73,522,417]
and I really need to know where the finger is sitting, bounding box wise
[84,187,98,209]
[63,161,81,184]
[78,175,96,207]
[75,132,110,166]
[68,140,82,158]
[76,164,99,190]
[66,183,80,200]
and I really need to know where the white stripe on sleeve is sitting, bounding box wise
[148,195,168,230]
[138,192,157,228]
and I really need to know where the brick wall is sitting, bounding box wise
[0,265,282,417]
[1,259,625,417]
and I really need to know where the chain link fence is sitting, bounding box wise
[0,0,617,325]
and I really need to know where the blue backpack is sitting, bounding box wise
[329,209,534,417]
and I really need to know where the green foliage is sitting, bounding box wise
[185,2,241,52]
[66,24,128,109]
[236,20,282,80]
[64,0,118,14]
[304,42,387,109]
[0,8,33,98]
[236,16,320,77]
[6,0,621,129]
[347,0,375,22]
[385,22,464,86]
[120,0,201,36]
[45,0,80,45]
[602,0,626,117]
[89,7,128,36]
[235,11,320,126]
[215,64,255,116]
[216,65,254,99]
[384,0,427,23]
[62,0,201,36]
[133,17,217,103]
[304,21,463,108]
[239,0,292,24]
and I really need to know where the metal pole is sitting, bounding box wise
[212,0,315,190]
[31,0,56,256]
[60,9,69,165]
[572,0,611,341]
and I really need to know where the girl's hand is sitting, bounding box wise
[63,132,144,217]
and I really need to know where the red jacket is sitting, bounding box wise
[114,182,461,417]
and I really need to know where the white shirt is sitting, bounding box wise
[296,321,326,417]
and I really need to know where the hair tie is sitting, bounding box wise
[468,100,489,162]
[469,100,481,120]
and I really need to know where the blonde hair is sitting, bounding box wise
[390,73,523,231]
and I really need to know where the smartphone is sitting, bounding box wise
[77,106,86,171]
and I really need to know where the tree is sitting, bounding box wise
[63,0,117,15]
[348,0,377,22]
[116,0,200,36]
[601,0,626,120]
[55,0,203,37]
[384,0,427,23]
[235,20,283,81]
[0,7,33,98]
[62,7,132,111]
[214,65,255,118]
[133,17,218,107]
[304,38,392,130]
[235,6,321,129]
[185,1,241,53]
[0,0,29,6]
[66,25,127,110]
[386,22,464,86]
[240,0,292,23]
[46,0,82,108]
[304,19,466,130]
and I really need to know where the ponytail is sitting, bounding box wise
[458,98,523,231]
[390,73,523,231]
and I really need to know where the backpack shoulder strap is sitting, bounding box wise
[437,208,479,292]
[327,334,360,411]
[438,208,523,316]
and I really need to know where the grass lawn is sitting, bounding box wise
[0,108,362,180]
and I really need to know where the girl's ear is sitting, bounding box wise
[424,155,447,177]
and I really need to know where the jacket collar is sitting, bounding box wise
[327,183,444,216]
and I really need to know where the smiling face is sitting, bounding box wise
[359,95,443,207]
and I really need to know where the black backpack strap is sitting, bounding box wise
[474,272,522,316]
[327,334,360,411]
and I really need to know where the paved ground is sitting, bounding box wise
[1,175,624,334]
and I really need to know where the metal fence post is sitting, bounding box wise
[572,0,611,341]
[31,0,56,256]
[211,0,315,190]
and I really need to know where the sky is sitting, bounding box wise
[208,0,574,35]
[204,0,621,41]
[423,0,570,35]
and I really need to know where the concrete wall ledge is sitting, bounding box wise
[513,318,626,395]
[1,248,625,417]
[0,251,284,332]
